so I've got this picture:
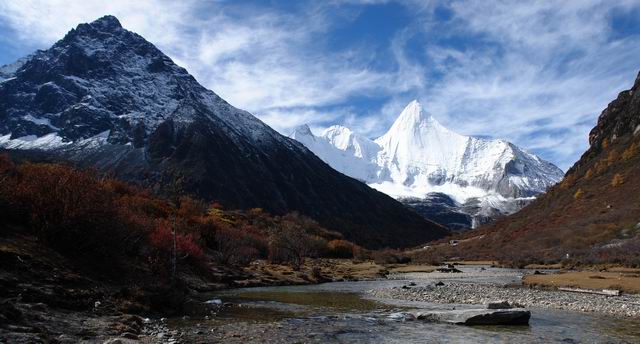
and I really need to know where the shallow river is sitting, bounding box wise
[173,266,640,343]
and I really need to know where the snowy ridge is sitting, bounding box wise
[291,100,564,228]
[291,124,380,181]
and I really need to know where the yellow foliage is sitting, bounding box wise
[560,174,577,189]
[573,188,584,200]
[606,149,619,166]
[602,138,610,149]
[584,168,594,180]
[248,207,264,216]
[611,173,624,187]
[622,143,638,161]
[595,161,608,175]
[207,206,236,224]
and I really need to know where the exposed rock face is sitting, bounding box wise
[400,194,472,231]
[568,72,640,175]
[0,15,448,249]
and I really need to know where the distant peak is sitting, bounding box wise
[406,99,422,110]
[324,125,353,134]
[91,15,123,30]
[375,99,458,144]
[392,100,439,128]
[292,124,313,136]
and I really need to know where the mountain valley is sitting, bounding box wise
[1,8,639,344]
[0,16,446,249]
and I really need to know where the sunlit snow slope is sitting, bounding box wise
[291,101,564,229]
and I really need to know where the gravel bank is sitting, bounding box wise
[368,282,640,318]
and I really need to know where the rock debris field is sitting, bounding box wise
[369,270,640,318]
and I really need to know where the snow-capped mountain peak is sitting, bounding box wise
[379,100,451,136]
[383,100,435,130]
[375,100,469,175]
[290,100,565,229]
[292,124,314,137]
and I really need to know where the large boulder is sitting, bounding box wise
[416,308,531,325]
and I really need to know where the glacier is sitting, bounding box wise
[291,100,564,229]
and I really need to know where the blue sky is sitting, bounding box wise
[1,1,640,170]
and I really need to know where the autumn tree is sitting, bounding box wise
[611,173,624,187]
[268,221,325,270]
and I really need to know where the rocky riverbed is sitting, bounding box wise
[369,275,640,318]
[82,267,640,343]
[135,274,640,344]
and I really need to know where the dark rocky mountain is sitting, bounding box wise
[431,72,640,263]
[567,73,640,175]
[0,15,448,249]
[399,194,473,231]
[399,193,533,231]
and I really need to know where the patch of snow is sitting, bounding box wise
[74,130,111,149]
[22,115,60,130]
[368,181,488,204]
[0,132,69,150]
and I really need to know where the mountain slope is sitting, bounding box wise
[428,72,640,264]
[291,101,564,229]
[0,15,447,249]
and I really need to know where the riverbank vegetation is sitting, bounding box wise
[1,154,419,340]
[0,154,373,280]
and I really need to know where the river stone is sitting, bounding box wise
[486,301,512,309]
[416,308,531,325]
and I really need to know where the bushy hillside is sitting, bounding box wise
[0,154,365,277]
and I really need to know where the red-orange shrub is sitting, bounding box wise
[13,163,126,258]
[327,240,355,258]
[148,220,205,262]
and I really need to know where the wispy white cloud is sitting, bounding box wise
[385,0,640,170]
[0,0,639,170]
